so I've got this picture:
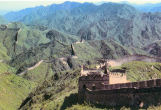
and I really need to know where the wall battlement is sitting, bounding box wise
[84,86,161,107]
[103,79,161,90]
[79,76,161,91]
[78,76,161,107]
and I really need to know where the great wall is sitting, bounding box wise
[1,24,161,108]
[78,55,161,108]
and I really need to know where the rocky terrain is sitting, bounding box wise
[143,40,161,57]
[4,2,161,48]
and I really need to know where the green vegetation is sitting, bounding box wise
[0,27,18,57]
[20,69,80,110]
[124,61,161,81]
[0,59,15,75]
[74,42,102,61]
[0,43,10,61]
[0,62,15,74]
[73,40,131,63]
[0,73,35,110]
[0,22,160,110]
[0,61,35,110]
[110,61,161,82]
[0,23,78,73]
[23,62,53,82]
[0,22,50,56]
[20,61,161,110]
[5,2,161,48]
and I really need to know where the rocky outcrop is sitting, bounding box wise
[143,41,161,57]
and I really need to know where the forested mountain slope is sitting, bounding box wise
[4,2,161,47]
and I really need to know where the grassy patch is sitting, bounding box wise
[23,62,53,82]
[0,73,35,110]
[122,61,161,82]
[0,43,10,61]
[110,61,161,82]
[0,62,16,74]
[20,69,80,110]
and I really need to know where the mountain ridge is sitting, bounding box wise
[4,2,161,47]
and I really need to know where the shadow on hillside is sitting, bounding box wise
[60,93,79,110]
[91,104,140,110]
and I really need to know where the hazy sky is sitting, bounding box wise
[0,0,161,14]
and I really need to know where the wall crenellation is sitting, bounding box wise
[79,78,161,91]
[79,77,161,107]
[103,79,161,90]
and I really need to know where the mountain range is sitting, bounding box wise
[4,2,161,48]
[132,3,161,12]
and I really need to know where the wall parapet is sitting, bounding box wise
[101,79,161,90]
[79,79,161,107]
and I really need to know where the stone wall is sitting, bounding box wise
[84,87,161,107]
[78,74,109,101]
[78,78,161,107]
[102,79,161,90]
[79,74,109,91]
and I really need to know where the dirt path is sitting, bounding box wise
[19,60,44,76]
[27,60,43,71]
